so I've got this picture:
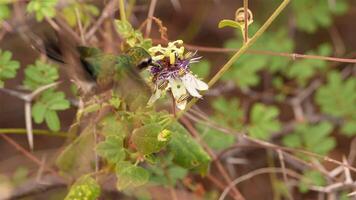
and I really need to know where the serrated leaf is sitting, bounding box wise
[114,20,152,49]
[0,49,20,87]
[247,103,281,140]
[298,170,326,193]
[316,71,356,119]
[65,175,101,200]
[292,0,348,33]
[26,0,58,22]
[282,122,336,157]
[287,44,331,85]
[115,163,150,191]
[32,90,70,131]
[341,120,356,136]
[132,124,171,155]
[23,60,59,90]
[222,26,293,88]
[168,122,211,175]
[45,110,60,132]
[99,114,129,137]
[56,126,95,177]
[96,136,126,164]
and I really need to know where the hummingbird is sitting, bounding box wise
[32,32,154,111]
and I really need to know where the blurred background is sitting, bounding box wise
[0,0,356,199]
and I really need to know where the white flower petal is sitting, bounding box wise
[181,74,202,98]
[169,79,187,99]
[194,78,209,91]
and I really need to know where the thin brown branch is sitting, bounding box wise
[145,0,158,37]
[85,0,117,40]
[218,167,302,200]
[180,117,245,200]
[243,0,249,44]
[0,134,58,175]
[152,39,356,64]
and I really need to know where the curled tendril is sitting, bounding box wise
[235,7,254,26]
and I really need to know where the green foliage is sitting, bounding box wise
[316,72,356,136]
[218,19,242,29]
[61,2,99,28]
[168,122,211,175]
[65,175,101,200]
[32,90,70,131]
[23,60,59,90]
[26,0,58,22]
[223,26,293,88]
[196,124,235,151]
[190,59,211,80]
[56,127,96,177]
[298,170,326,193]
[132,124,171,155]
[291,0,348,33]
[195,97,240,150]
[99,114,129,137]
[316,72,356,117]
[0,49,20,87]
[148,155,188,186]
[0,3,10,20]
[282,122,336,156]
[286,44,332,85]
[115,162,150,191]
[247,103,281,140]
[96,135,126,164]
[115,20,152,50]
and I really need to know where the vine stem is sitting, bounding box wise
[119,0,127,21]
[177,0,291,119]
[0,128,67,137]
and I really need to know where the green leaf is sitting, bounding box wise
[32,102,47,123]
[247,103,281,140]
[316,71,356,136]
[282,122,336,157]
[0,4,10,20]
[298,170,326,193]
[65,175,101,200]
[99,114,129,137]
[287,44,331,85]
[190,60,211,80]
[218,19,241,29]
[132,124,171,155]
[96,136,126,164]
[292,0,349,33]
[26,0,58,22]
[31,90,70,131]
[196,123,235,150]
[45,110,60,132]
[222,26,293,88]
[23,60,59,90]
[56,126,95,177]
[61,3,99,28]
[341,119,356,136]
[114,20,152,50]
[115,162,150,191]
[168,122,211,175]
[0,49,20,87]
